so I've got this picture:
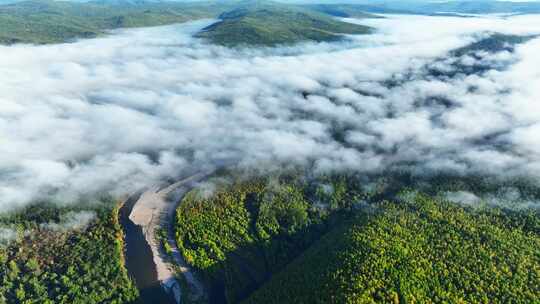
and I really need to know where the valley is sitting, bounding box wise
[1,1,540,303]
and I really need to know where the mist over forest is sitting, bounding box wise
[0,1,539,303]
[1,14,540,210]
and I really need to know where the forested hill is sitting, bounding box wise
[195,4,372,46]
[245,193,540,303]
[0,0,376,45]
[174,172,540,303]
[0,203,139,303]
[0,0,221,44]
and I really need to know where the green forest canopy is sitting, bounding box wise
[0,203,138,304]
[246,192,540,303]
[175,173,540,303]
[0,0,374,45]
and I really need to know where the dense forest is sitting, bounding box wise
[195,4,372,46]
[2,172,538,304]
[0,0,373,45]
[246,192,540,303]
[175,172,540,303]
[0,0,220,44]
[0,202,138,304]
[174,173,373,303]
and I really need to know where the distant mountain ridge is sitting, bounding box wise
[298,0,540,15]
[0,0,375,46]
[2,0,539,46]
[245,194,540,303]
[0,0,222,44]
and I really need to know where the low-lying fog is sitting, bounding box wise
[1,15,540,210]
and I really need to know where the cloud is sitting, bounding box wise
[1,15,540,211]
[0,227,17,245]
[444,191,482,205]
[444,188,540,209]
[39,210,97,232]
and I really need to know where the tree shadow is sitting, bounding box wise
[201,206,354,304]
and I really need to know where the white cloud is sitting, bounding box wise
[1,16,540,211]
[0,227,17,245]
[40,211,97,232]
[444,191,482,205]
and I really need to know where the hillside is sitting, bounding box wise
[423,33,539,79]
[452,33,538,57]
[245,192,540,303]
[175,172,540,303]
[0,0,376,46]
[0,203,138,303]
[0,0,222,44]
[174,173,366,303]
[303,4,386,18]
[195,4,372,46]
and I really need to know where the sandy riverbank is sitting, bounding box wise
[129,172,210,303]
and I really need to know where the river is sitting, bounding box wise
[119,194,175,304]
